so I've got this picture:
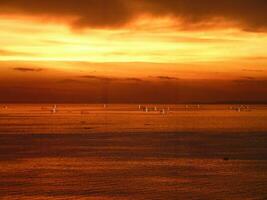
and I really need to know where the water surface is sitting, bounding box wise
[0,104,267,199]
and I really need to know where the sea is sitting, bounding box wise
[0,104,267,200]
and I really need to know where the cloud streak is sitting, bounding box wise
[0,0,267,31]
[0,49,33,56]
[155,76,180,81]
[13,67,44,72]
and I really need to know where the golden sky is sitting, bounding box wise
[0,0,267,103]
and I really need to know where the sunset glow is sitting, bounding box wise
[1,2,267,200]
[0,0,267,103]
[1,15,267,64]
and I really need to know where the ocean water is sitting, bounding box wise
[0,104,267,199]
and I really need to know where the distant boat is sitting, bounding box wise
[52,105,57,114]
[223,157,230,161]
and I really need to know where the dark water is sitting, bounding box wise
[0,104,267,199]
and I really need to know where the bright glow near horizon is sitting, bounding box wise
[1,16,267,67]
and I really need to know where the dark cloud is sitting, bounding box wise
[80,75,114,82]
[0,0,134,28]
[0,0,267,31]
[13,67,43,72]
[155,76,180,81]
[124,78,143,82]
[142,0,267,31]
[80,75,144,83]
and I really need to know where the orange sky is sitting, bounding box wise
[0,0,267,103]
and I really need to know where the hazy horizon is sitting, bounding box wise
[1,61,267,103]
